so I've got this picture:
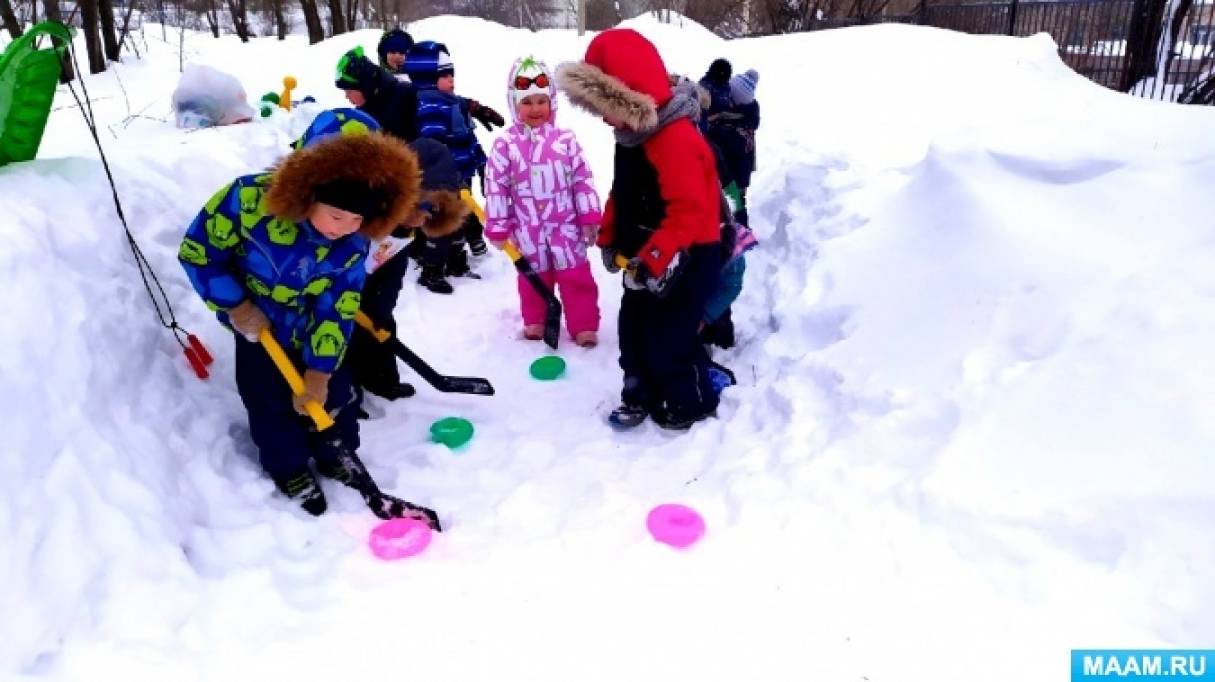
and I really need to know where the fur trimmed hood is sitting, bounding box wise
[266,132,421,242]
[408,137,469,238]
[556,29,671,133]
[417,188,467,238]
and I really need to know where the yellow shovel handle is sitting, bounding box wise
[257,329,335,431]
[354,310,391,343]
[459,188,485,222]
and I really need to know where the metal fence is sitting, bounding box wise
[806,0,1215,103]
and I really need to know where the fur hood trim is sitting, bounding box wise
[266,132,421,242]
[556,61,658,133]
[418,189,468,238]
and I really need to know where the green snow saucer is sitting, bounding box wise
[430,417,474,449]
[529,355,566,381]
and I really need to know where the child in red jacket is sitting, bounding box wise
[558,28,723,430]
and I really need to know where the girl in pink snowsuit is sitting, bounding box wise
[484,56,602,347]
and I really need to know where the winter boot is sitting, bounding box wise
[419,263,454,295]
[575,331,598,348]
[651,403,717,431]
[275,470,327,516]
[365,381,416,401]
[608,402,649,429]
[523,324,544,341]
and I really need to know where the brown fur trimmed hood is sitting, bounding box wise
[266,132,421,242]
[418,189,468,238]
[557,61,658,132]
[556,29,674,133]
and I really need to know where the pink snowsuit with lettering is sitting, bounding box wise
[484,57,602,337]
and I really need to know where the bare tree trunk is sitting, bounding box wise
[117,0,138,56]
[79,0,106,73]
[270,0,287,38]
[98,0,121,60]
[327,0,346,34]
[300,0,324,42]
[40,0,74,80]
[226,0,250,40]
[204,0,220,37]
[346,0,357,30]
[0,0,22,40]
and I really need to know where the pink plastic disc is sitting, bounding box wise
[646,503,705,548]
[368,517,433,560]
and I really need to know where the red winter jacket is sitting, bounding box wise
[558,29,721,275]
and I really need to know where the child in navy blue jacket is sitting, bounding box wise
[403,41,505,293]
[335,46,418,142]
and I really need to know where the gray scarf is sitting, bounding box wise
[615,78,703,148]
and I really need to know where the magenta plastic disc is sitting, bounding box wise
[646,503,705,548]
[368,517,433,560]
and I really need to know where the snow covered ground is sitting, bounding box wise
[3,14,1214,681]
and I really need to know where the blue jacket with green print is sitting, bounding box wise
[178,173,368,373]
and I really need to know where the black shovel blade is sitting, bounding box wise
[389,336,495,396]
[543,300,561,350]
[433,374,496,396]
[517,267,562,350]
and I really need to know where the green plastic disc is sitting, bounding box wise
[430,416,474,448]
[529,355,566,381]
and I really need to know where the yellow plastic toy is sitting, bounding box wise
[279,76,297,112]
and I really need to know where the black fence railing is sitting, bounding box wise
[802,0,1215,104]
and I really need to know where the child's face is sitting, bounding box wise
[437,74,455,93]
[386,52,406,69]
[343,89,366,107]
[517,94,551,128]
[309,202,364,240]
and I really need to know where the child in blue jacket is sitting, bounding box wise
[178,124,437,524]
[403,40,505,293]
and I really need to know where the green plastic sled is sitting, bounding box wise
[0,21,73,167]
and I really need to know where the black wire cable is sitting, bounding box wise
[57,29,191,349]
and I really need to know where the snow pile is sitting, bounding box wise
[2,14,1214,681]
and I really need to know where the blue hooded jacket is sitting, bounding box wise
[178,110,383,372]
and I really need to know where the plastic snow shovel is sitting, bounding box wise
[258,329,442,530]
[502,241,561,349]
[354,311,495,396]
